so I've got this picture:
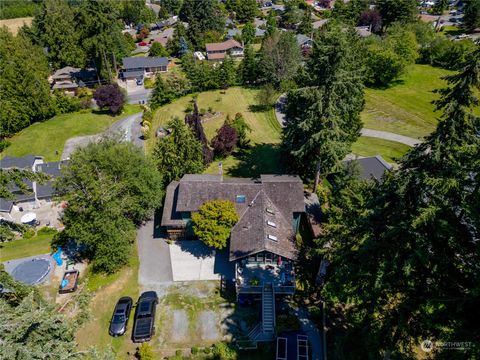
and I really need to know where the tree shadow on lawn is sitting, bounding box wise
[228,143,284,178]
[367,78,406,90]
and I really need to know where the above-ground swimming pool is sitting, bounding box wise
[11,258,52,285]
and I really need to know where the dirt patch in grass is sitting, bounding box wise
[0,17,32,35]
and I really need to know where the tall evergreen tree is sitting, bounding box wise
[0,28,54,136]
[153,117,205,185]
[463,0,480,33]
[150,75,174,109]
[218,56,237,89]
[32,0,86,69]
[240,44,258,85]
[265,10,278,36]
[282,25,364,191]
[179,0,225,47]
[297,6,313,35]
[321,46,480,359]
[242,21,255,45]
[185,101,214,164]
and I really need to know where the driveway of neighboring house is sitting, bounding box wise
[61,112,143,160]
[274,94,422,147]
[137,219,173,289]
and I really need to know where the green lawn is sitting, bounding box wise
[352,136,412,163]
[2,104,141,162]
[362,64,452,139]
[149,87,282,174]
[0,234,53,262]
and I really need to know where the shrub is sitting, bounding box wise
[144,78,155,89]
[137,342,155,360]
[185,103,194,113]
[53,91,81,114]
[93,84,125,114]
[211,342,237,360]
[0,139,11,152]
[0,225,15,242]
[37,227,57,236]
[191,347,199,355]
[23,228,35,239]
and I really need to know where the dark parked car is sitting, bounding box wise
[132,291,158,342]
[109,296,133,336]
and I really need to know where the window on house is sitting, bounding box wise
[236,195,246,203]
[267,220,276,228]
[265,253,272,263]
[268,234,278,242]
[256,253,264,262]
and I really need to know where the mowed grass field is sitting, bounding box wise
[362,64,452,139]
[352,136,411,163]
[2,105,141,162]
[0,233,53,262]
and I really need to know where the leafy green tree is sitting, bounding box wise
[226,0,257,23]
[0,28,54,136]
[282,25,364,191]
[239,44,258,85]
[180,0,225,47]
[121,0,156,25]
[32,0,86,69]
[242,21,255,44]
[226,113,252,148]
[265,10,277,36]
[463,0,480,33]
[149,41,169,57]
[297,6,313,35]
[159,0,184,16]
[258,31,301,86]
[167,22,190,56]
[56,138,163,273]
[377,0,418,30]
[192,200,239,249]
[150,75,174,109]
[320,47,480,359]
[331,0,369,25]
[432,0,449,14]
[365,43,404,86]
[152,117,204,185]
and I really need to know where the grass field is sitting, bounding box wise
[362,64,452,139]
[148,87,282,174]
[0,17,32,35]
[352,136,411,163]
[76,243,140,356]
[0,233,53,262]
[2,104,141,162]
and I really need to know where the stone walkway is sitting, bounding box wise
[275,94,422,147]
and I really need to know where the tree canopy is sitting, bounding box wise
[320,46,480,359]
[192,199,239,249]
[282,24,364,191]
[56,138,163,273]
[152,117,205,186]
[180,0,225,47]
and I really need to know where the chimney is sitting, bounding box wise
[218,162,223,181]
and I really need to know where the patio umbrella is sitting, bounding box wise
[21,212,36,224]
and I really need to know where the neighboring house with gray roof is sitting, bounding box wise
[296,34,313,49]
[343,155,392,182]
[121,56,169,80]
[35,161,69,200]
[162,174,305,296]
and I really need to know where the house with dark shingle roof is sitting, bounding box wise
[121,56,169,80]
[205,39,244,61]
[35,161,69,200]
[343,155,392,182]
[162,174,305,296]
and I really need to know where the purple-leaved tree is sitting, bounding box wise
[93,84,125,115]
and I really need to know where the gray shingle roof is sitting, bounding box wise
[344,155,392,181]
[162,174,305,260]
[1,155,39,169]
[122,56,169,69]
[35,161,68,199]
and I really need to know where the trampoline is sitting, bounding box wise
[11,258,52,285]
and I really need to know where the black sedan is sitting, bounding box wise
[109,296,133,336]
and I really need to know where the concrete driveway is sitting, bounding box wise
[169,241,233,281]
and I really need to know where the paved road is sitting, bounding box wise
[127,88,152,105]
[137,220,173,295]
[61,112,144,159]
[275,94,422,147]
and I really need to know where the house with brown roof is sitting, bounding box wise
[162,174,304,295]
[205,39,244,61]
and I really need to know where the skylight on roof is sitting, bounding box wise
[266,208,275,215]
[268,234,278,241]
[236,195,246,203]
[267,220,276,228]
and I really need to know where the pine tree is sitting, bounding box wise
[239,44,258,85]
[242,21,255,45]
[180,0,225,47]
[150,75,173,109]
[218,56,237,89]
[185,101,214,164]
[463,0,480,33]
[282,25,364,191]
[297,7,313,35]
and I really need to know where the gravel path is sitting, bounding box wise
[274,94,422,147]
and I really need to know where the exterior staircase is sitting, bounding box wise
[247,283,276,342]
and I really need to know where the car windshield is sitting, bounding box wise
[113,315,125,323]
